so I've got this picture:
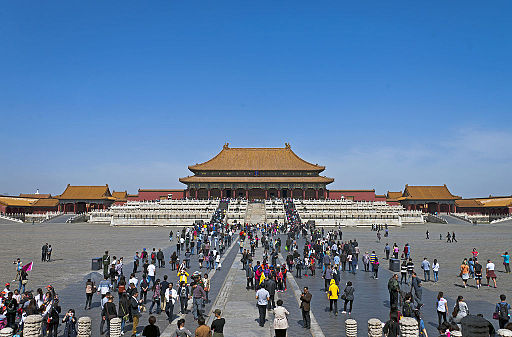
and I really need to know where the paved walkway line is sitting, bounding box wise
[161,236,239,337]
[278,251,325,337]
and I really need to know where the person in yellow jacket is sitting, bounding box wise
[327,279,339,315]
[178,269,189,284]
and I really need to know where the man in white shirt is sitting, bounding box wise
[165,283,178,322]
[147,263,156,287]
[255,287,270,327]
[128,274,138,287]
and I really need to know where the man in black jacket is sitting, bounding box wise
[246,263,254,290]
[265,278,277,310]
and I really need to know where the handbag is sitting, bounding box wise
[341,293,346,300]
[493,312,499,320]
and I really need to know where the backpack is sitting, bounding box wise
[402,302,413,317]
[499,303,509,320]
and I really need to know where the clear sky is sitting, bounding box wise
[1,1,511,198]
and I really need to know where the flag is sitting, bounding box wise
[259,272,265,284]
[22,261,33,272]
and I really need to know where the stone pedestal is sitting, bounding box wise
[78,316,92,337]
[23,315,43,337]
[109,318,122,337]
[368,318,383,337]
[399,317,419,337]
[498,329,512,337]
[345,318,357,337]
[0,327,14,337]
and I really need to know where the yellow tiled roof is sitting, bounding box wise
[188,144,326,171]
[58,185,113,200]
[402,185,459,200]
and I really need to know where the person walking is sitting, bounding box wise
[486,259,497,288]
[411,272,423,309]
[129,290,142,337]
[256,285,270,327]
[327,279,339,316]
[400,260,408,285]
[383,310,400,337]
[436,291,448,328]
[495,294,511,329]
[341,281,354,315]
[273,299,289,337]
[177,281,189,314]
[211,309,225,337]
[460,259,470,288]
[175,319,193,337]
[191,281,206,321]
[85,278,95,310]
[194,316,211,337]
[450,295,469,327]
[148,279,161,314]
[502,252,510,273]
[165,283,178,322]
[300,287,312,329]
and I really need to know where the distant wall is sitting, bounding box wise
[328,190,377,201]
[129,190,185,201]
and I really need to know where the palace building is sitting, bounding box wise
[179,143,334,200]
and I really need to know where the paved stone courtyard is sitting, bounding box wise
[1,220,511,336]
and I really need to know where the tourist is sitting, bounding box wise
[323,265,333,291]
[450,295,469,327]
[372,256,379,279]
[502,252,510,273]
[432,259,440,283]
[327,279,339,316]
[273,299,289,337]
[411,272,422,309]
[140,275,149,304]
[426,230,429,239]
[191,281,206,321]
[141,316,160,337]
[195,316,211,337]
[400,260,408,284]
[202,273,211,303]
[421,257,430,282]
[414,309,428,337]
[452,231,457,242]
[47,244,53,261]
[177,281,189,314]
[165,283,178,322]
[103,251,110,278]
[47,303,60,337]
[300,287,312,329]
[384,243,390,260]
[460,259,470,288]
[406,258,414,284]
[474,258,483,289]
[402,293,414,317]
[42,243,48,262]
[175,318,193,337]
[148,278,161,314]
[495,294,511,329]
[265,275,277,310]
[62,309,77,337]
[211,308,225,337]
[436,291,448,328]
[383,310,400,337]
[84,278,95,310]
[341,281,354,315]
[103,295,118,336]
[147,261,156,287]
[256,282,270,326]
[486,259,497,288]
[118,292,130,335]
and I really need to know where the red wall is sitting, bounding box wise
[328,190,377,201]
[129,190,185,201]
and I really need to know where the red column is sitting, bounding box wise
[265,190,268,199]
[437,204,440,213]
[73,203,77,213]
[315,189,319,199]
[246,189,249,200]
[207,189,211,199]
[220,189,223,199]
[302,189,305,199]
[277,190,281,198]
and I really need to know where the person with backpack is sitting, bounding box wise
[495,294,511,329]
[148,279,161,314]
[383,310,400,337]
[402,292,414,317]
[177,281,189,314]
[341,281,354,315]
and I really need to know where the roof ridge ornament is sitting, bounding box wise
[285,143,291,149]
[223,143,230,149]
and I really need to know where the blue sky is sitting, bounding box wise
[1,1,511,198]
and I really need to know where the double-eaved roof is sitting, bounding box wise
[188,143,326,172]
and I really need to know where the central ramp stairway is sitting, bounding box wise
[284,199,302,226]
[210,199,229,224]
[244,202,266,224]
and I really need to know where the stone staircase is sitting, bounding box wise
[244,202,266,224]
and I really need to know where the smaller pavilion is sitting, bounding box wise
[393,185,460,213]
[57,185,115,213]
